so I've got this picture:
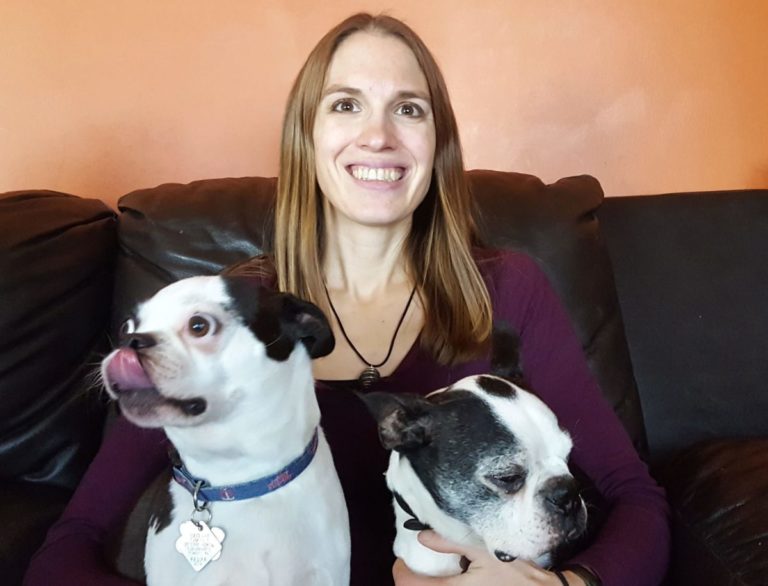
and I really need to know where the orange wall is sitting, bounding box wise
[2,0,767,208]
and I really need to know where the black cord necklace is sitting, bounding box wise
[323,283,417,388]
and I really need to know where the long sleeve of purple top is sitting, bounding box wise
[24,418,167,585]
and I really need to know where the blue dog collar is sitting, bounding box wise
[172,428,319,503]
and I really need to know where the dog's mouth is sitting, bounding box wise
[105,347,154,392]
[115,387,207,420]
[104,348,207,422]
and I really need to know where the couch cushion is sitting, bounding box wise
[658,438,768,586]
[112,177,276,332]
[114,172,646,451]
[0,190,116,489]
[598,190,768,458]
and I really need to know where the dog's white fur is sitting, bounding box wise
[384,376,581,577]
[103,276,350,585]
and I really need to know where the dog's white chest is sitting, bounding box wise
[144,439,349,586]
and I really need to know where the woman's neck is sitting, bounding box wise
[322,217,413,299]
[315,212,424,381]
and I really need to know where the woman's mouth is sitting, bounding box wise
[348,165,405,182]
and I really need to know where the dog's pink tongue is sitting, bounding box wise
[106,348,153,390]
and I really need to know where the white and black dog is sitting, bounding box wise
[361,330,587,577]
[102,276,350,585]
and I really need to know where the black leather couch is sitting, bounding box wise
[2,172,766,585]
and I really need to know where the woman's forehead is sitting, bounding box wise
[324,31,429,96]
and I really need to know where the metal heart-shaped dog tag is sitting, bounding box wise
[175,520,226,571]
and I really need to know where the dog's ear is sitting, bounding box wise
[490,321,525,387]
[279,294,336,359]
[221,276,334,359]
[358,392,433,452]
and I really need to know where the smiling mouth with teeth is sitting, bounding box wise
[349,165,404,182]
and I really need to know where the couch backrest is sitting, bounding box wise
[113,172,647,454]
[0,191,116,489]
[598,190,768,458]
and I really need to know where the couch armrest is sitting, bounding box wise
[657,438,768,585]
[0,191,116,490]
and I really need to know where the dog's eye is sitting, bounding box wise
[188,314,218,338]
[121,318,136,336]
[488,473,526,494]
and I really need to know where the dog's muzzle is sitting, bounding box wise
[104,346,208,419]
[105,347,154,392]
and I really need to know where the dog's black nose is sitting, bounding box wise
[544,477,581,516]
[123,333,157,350]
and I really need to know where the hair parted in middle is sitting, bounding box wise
[273,12,492,365]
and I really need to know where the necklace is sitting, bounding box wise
[323,283,417,388]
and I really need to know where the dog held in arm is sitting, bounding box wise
[360,328,587,577]
[102,276,350,586]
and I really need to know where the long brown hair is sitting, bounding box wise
[273,13,492,364]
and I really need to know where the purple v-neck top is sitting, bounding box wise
[24,249,669,586]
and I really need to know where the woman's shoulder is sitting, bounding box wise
[472,247,559,326]
[472,246,547,287]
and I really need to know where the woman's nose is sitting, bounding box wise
[356,113,395,151]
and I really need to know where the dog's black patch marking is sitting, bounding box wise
[149,475,174,535]
[222,277,295,361]
[426,387,462,405]
[109,470,173,582]
[403,390,520,525]
[477,375,517,399]
[222,276,334,361]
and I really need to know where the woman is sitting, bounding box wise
[25,13,669,586]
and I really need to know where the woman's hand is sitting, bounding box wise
[392,530,585,585]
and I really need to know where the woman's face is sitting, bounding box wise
[313,31,436,231]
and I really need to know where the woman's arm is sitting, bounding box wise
[24,416,168,586]
[493,251,670,586]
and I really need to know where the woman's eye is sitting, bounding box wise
[188,314,218,338]
[396,102,424,117]
[331,99,359,113]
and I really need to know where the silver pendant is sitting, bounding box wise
[175,519,226,571]
[359,365,380,388]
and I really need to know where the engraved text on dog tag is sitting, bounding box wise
[175,520,226,571]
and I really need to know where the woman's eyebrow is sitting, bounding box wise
[321,85,430,102]
[321,85,361,98]
[396,90,431,102]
